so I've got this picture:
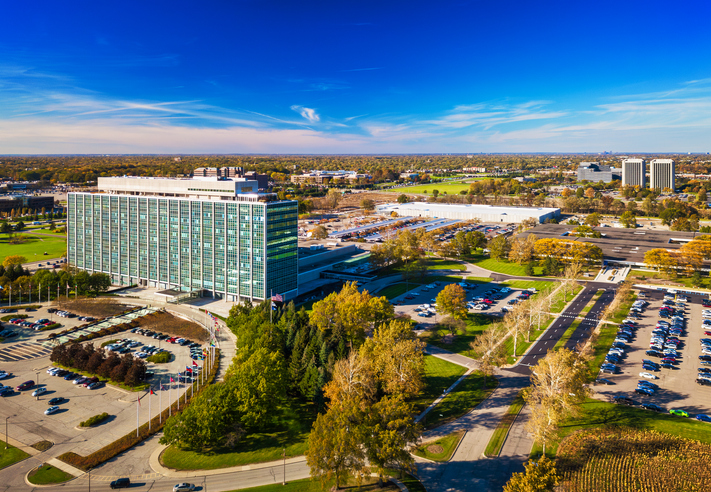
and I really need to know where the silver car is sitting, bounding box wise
[173,484,195,492]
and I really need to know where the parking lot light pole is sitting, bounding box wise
[5,416,9,449]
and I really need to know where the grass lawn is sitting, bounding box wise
[531,398,711,459]
[0,234,66,264]
[227,476,399,492]
[485,392,525,457]
[160,401,316,470]
[629,269,711,290]
[412,430,464,462]
[502,317,554,364]
[553,319,582,350]
[466,254,545,277]
[385,181,475,195]
[27,463,74,485]
[412,356,466,414]
[426,258,467,271]
[426,313,493,356]
[422,371,497,429]
[376,283,420,300]
[0,440,30,469]
[502,280,554,292]
[550,285,584,313]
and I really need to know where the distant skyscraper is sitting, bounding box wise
[649,159,675,191]
[622,159,646,188]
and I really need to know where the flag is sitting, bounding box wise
[192,360,198,367]
[138,396,141,406]
[66,283,70,289]
[170,376,174,383]
[160,384,165,391]
[150,388,154,395]
[271,293,283,302]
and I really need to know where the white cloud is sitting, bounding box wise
[290,105,320,123]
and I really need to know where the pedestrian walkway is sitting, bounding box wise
[46,458,84,478]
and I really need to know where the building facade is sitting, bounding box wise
[649,159,675,191]
[622,159,646,188]
[67,176,298,302]
[0,195,55,213]
[577,162,618,183]
[290,170,371,185]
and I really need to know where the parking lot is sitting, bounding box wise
[0,316,205,458]
[391,279,530,329]
[594,289,711,417]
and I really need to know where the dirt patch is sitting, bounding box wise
[441,334,454,344]
[136,311,208,342]
[31,441,53,452]
[427,444,444,454]
[52,297,131,318]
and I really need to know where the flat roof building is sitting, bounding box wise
[577,162,618,183]
[290,170,371,185]
[67,176,298,302]
[650,159,675,191]
[622,159,646,188]
[375,202,560,224]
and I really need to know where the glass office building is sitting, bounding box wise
[67,176,298,302]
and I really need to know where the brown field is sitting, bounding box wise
[53,297,132,318]
[135,311,208,342]
[557,428,711,491]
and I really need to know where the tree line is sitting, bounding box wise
[50,342,147,387]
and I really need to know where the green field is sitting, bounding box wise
[426,313,493,355]
[0,234,66,264]
[422,371,497,429]
[385,181,475,195]
[629,269,711,290]
[0,440,30,469]
[412,356,466,413]
[225,477,400,492]
[467,256,544,277]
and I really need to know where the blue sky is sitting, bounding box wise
[2,0,710,154]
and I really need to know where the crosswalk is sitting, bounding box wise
[0,341,53,362]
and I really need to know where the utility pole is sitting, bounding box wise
[5,416,9,449]
[282,447,286,485]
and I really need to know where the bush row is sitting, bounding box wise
[80,413,109,427]
[58,348,220,471]
[1,314,28,321]
[39,323,61,331]
[146,351,171,363]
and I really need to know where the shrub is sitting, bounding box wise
[39,323,61,331]
[147,351,171,363]
[80,413,110,427]
[1,314,27,322]
[101,340,119,348]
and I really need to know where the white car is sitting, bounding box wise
[639,372,658,380]
[473,305,484,310]
[32,387,47,397]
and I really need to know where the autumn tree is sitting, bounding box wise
[364,395,419,479]
[508,233,537,264]
[488,235,511,261]
[620,210,636,228]
[436,284,468,320]
[310,282,394,348]
[2,255,26,267]
[323,351,376,406]
[584,212,601,227]
[324,189,342,210]
[469,323,506,387]
[503,456,560,492]
[311,225,328,239]
[306,398,367,489]
[360,198,376,213]
[523,348,591,454]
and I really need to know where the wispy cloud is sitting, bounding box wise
[340,67,382,72]
[290,105,320,123]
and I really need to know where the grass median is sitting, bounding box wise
[27,463,74,485]
[485,393,525,457]
[412,430,465,462]
[421,371,497,429]
[411,356,466,413]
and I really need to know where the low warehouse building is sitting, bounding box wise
[375,202,560,224]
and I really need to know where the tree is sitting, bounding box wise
[503,456,560,492]
[2,255,26,267]
[469,323,506,388]
[488,235,510,261]
[360,320,425,398]
[226,347,287,429]
[620,211,636,228]
[311,225,328,240]
[508,234,537,264]
[584,187,595,199]
[584,212,601,227]
[305,398,367,490]
[324,189,341,210]
[436,284,468,320]
[0,222,12,234]
[563,262,582,301]
[323,351,376,405]
[523,348,590,454]
[298,199,314,215]
[364,395,419,479]
[14,221,25,231]
[88,273,111,294]
[396,194,409,204]
[360,198,375,213]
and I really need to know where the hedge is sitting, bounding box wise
[146,351,171,363]
[80,413,110,427]
[1,314,28,321]
[39,323,62,331]
[58,348,220,471]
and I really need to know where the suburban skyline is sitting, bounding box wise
[2,0,710,154]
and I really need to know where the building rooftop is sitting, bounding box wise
[377,202,560,216]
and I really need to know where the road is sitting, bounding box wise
[507,282,615,375]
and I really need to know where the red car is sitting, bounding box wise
[703,300,711,307]
[15,380,34,391]
[705,331,711,337]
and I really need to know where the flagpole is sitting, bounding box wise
[159,384,162,424]
[136,393,139,438]
[29,284,31,304]
[149,388,151,430]
[177,378,180,411]
[169,380,172,417]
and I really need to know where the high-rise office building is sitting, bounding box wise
[67,176,298,302]
[649,159,675,191]
[622,159,646,188]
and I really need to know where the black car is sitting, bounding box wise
[646,350,662,357]
[700,368,711,374]
[642,403,664,412]
[110,478,131,489]
[661,363,675,370]
[699,355,711,361]
[48,397,64,405]
[595,378,614,385]
[613,395,638,406]
[698,378,711,386]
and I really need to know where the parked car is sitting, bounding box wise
[15,380,34,391]
[670,408,689,418]
[31,387,47,397]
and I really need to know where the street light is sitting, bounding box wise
[5,416,9,450]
